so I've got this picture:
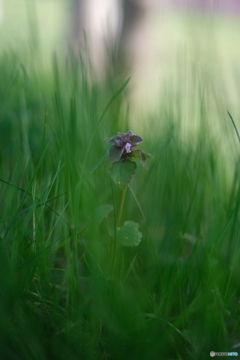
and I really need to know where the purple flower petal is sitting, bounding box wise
[115,139,124,147]
[124,142,132,153]
[117,131,133,138]
[129,135,143,145]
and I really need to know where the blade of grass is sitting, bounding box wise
[227,111,240,143]
[3,145,49,239]
[0,178,68,225]
[79,77,131,186]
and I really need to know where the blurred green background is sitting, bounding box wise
[1,0,240,115]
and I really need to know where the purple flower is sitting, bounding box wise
[105,131,151,168]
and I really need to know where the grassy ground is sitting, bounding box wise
[0,3,240,360]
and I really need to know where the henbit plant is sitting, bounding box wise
[104,131,151,271]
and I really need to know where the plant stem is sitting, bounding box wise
[116,188,126,227]
[110,188,126,276]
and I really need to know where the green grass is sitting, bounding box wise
[0,21,240,360]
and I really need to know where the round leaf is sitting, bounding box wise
[117,221,142,246]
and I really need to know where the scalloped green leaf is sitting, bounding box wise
[109,160,136,190]
[117,221,142,246]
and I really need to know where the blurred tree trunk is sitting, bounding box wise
[69,0,148,77]
[71,0,84,45]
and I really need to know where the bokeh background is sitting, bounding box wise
[1,0,240,114]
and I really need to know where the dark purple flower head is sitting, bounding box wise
[105,131,151,168]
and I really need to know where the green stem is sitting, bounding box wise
[110,188,127,276]
[116,188,126,227]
